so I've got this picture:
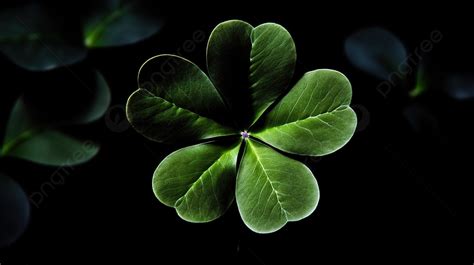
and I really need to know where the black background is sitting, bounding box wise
[0,2,473,264]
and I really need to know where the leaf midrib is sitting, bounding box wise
[141,89,234,132]
[248,142,288,219]
[175,147,236,209]
[256,105,351,134]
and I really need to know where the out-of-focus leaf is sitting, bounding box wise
[444,74,474,100]
[345,27,407,80]
[0,70,108,166]
[0,174,30,248]
[22,70,111,125]
[1,98,99,166]
[82,0,164,48]
[2,129,99,166]
[64,70,111,124]
[0,4,86,71]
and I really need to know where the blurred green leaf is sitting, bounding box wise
[2,129,98,166]
[69,71,111,124]
[1,98,99,166]
[0,174,30,247]
[0,71,109,166]
[0,4,86,71]
[82,1,164,48]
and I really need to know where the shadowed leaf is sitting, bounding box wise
[1,98,99,166]
[345,27,407,80]
[82,0,163,48]
[1,71,108,166]
[0,174,30,247]
[0,4,86,71]
[128,55,235,143]
[207,20,296,127]
[444,74,474,100]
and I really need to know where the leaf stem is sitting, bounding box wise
[409,84,426,98]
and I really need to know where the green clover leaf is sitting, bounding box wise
[126,20,357,233]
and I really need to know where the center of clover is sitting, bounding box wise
[240,130,250,139]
